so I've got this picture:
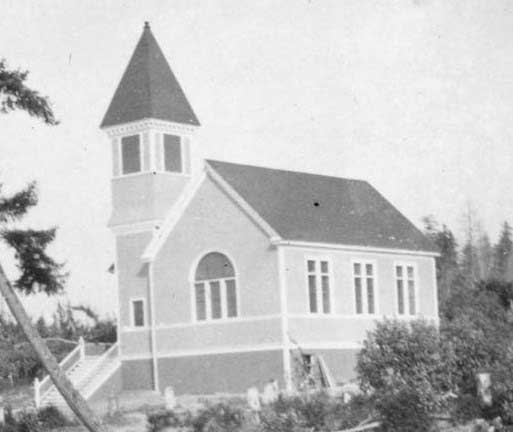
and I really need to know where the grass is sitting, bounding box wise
[0,382,34,410]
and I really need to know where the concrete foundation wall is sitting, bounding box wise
[121,349,284,394]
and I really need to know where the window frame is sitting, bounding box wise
[394,261,419,317]
[119,134,143,176]
[304,256,334,315]
[162,133,183,174]
[351,259,379,316]
[129,297,147,328]
[191,252,240,323]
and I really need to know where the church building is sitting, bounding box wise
[35,23,439,406]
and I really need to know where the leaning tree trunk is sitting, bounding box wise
[0,263,108,432]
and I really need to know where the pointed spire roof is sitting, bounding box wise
[101,22,200,128]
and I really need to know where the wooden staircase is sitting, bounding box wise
[34,338,120,410]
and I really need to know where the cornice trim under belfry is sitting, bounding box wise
[102,118,198,137]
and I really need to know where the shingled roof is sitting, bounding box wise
[101,22,199,128]
[207,160,437,252]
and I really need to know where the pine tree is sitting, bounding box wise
[422,216,461,306]
[0,59,107,431]
[492,221,513,280]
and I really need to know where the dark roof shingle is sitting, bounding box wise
[101,23,199,128]
[207,160,437,252]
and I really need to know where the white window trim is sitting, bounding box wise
[351,259,379,315]
[304,256,334,315]
[189,251,241,323]
[393,261,419,317]
[129,297,147,328]
[192,277,239,322]
[119,133,143,176]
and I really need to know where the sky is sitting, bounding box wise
[1,0,513,319]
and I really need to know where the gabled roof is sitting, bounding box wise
[101,22,199,128]
[206,160,437,253]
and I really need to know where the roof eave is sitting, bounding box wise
[271,239,440,258]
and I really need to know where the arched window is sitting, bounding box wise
[194,252,238,321]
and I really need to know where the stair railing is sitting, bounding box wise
[34,336,85,408]
[76,342,119,398]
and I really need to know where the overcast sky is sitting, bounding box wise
[1,0,512,318]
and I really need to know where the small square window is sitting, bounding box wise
[121,135,141,174]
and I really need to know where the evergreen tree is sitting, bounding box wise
[477,233,493,280]
[423,216,461,307]
[492,221,513,280]
[0,59,106,432]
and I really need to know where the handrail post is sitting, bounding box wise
[34,377,40,408]
[79,336,85,360]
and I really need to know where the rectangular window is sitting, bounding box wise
[163,134,182,172]
[121,135,141,174]
[210,281,222,319]
[131,299,145,327]
[395,264,416,316]
[195,278,238,321]
[353,261,376,314]
[225,279,237,317]
[306,259,331,314]
[195,283,207,321]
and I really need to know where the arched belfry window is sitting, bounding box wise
[194,252,238,321]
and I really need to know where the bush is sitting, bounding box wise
[190,403,244,432]
[36,406,72,429]
[0,406,73,432]
[260,392,373,432]
[375,384,434,432]
[148,403,244,432]
[147,409,185,432]
[357,319,448,431]
[147,394,372,432]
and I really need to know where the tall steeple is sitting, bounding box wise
[101,22,199,128]
[102,23,200,229]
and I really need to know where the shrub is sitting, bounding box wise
[260,392,372,432]
[190,403,244,432]
[374,384,435,432]
[357,319,448,431]
[0,406,73,432]
[147,409,185,432]
[148,403,244,432]
[37,406,72,429]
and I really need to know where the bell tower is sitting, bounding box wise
[101,22,200,229]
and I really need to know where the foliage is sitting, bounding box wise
[374,384,434,432]
[147,394,372,432]
[357,319,449,432]
[0,59,58,125]
[190,403,245,432]
[0,405,72,432]
[147,409,185,432]
[0,302,116,382]
[422,216,461,307]
[148,403,244,432]
[492,222,513,280]
[261,392,373,432]
[441,280,513,397]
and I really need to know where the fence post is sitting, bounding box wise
[79,336,85,360]
[34,377,40,408]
